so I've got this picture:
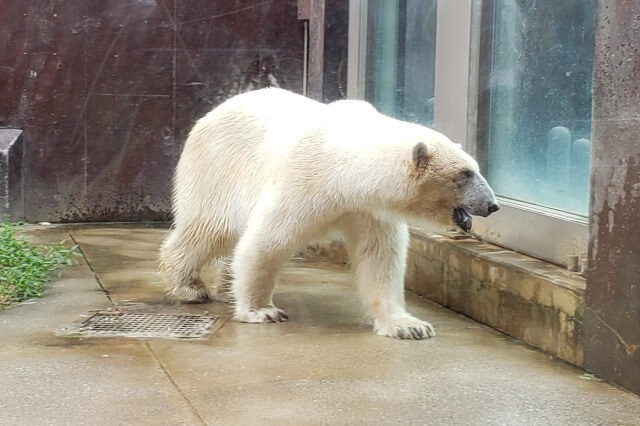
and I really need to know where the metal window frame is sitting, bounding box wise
[347,0,368,100]
[347,0,589,267]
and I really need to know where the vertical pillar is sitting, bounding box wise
[433,0,473,148]
[299,0,325,100]
[585,0,640,395]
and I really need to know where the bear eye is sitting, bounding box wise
[454,168,474,186]
[460,169,474,179]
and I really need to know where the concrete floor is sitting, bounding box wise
[1,224,640,425]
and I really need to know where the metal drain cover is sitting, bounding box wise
[65,311,218,339]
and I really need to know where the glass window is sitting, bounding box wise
[485,0,596,216]
[365,0,438,127]
[350,1,594,265]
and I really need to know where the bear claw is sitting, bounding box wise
[235,306,290,323]
[375,315,436,340]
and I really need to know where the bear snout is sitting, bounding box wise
[487,202,500,215]
[468,200,500,218]
[458,172,499,219]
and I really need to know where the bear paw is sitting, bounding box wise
[234,306,290,323]
[170,283,211,303]
[374,314,435,340]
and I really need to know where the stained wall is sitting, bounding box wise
[585,0,640,395]
[0,0,304,222]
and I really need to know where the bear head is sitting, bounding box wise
[399,127,500,232]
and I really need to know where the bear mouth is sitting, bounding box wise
[453,207,472,232]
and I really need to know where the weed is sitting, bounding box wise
[0,222,83,311]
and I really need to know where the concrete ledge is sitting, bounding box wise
[405,229,586,366]
[0,128,25,221]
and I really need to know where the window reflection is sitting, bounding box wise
[486,0,595,216]
[365,0,437,127]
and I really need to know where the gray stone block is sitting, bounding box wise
[0,129,25,221]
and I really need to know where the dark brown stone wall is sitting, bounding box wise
[585,0,640,395]
[0,0,304,222]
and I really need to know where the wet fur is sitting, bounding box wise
[159,88,486,340]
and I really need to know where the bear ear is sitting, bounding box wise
[412,142,429,169]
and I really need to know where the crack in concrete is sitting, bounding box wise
[145,342,206,425]
[69,233,114,305]
[181,0,275,24]
[588,307,640,356]
[69,230,205,423]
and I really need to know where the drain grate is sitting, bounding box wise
[71,311,218,339]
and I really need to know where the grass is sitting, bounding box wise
[0,222,83,312]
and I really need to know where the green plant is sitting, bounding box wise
[0,222,82,311]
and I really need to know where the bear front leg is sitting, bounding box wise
[341,214,436,340]
[231,233,290,323]
[230,198,310,323]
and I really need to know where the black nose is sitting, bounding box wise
[487,203,500,215]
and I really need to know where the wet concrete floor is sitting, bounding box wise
[1,224,640,425]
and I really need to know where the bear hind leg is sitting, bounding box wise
[159,223,229,303]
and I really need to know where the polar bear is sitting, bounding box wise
[159,88,499,340]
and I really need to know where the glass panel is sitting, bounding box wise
[487,0,595,216]
[365,0,438,126]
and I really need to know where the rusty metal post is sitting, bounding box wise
[585,0,640,395]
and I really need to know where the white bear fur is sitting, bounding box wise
[159,88,483,340]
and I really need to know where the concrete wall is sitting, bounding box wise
[584,0,640,395]
[405,231,586,366]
